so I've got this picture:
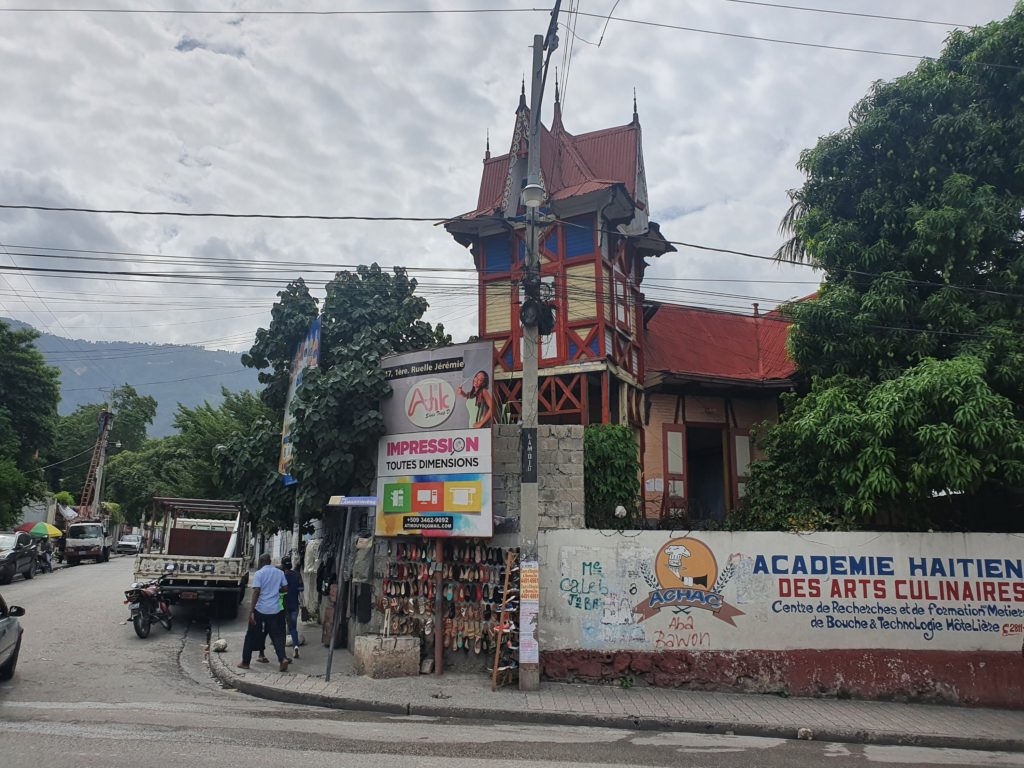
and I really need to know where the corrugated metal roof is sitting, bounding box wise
[573,125,638,198]
[462,111,640,220]
[476,155,509,213]
[645,304,797,384]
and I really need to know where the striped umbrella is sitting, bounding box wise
[14,521,63,538]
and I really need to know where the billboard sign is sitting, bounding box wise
[375,342,494,537]
[278,316,321,485]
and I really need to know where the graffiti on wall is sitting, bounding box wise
[547,531,1024,653]
[559,560,607,611]
[556,546,653,648]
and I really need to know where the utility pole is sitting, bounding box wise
[90,410,113,520]
[518,1,561,693]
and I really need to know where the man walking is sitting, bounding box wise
[281,557,304,659]
[237,553,290,672]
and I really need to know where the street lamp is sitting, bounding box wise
[521,183,545,209]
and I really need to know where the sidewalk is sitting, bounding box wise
[207,623,1024,753]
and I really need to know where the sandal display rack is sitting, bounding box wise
[376,539,519,669]
[491,548,520,690]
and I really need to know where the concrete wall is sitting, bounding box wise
[537,529,1024,707]
[492,424,584,530]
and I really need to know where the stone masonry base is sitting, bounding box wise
[541,649,1024,709]
[352,634,421,679]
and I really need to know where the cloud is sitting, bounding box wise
[0,0,1015,360]
[175,35,246,59]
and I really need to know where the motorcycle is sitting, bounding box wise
[124,573,173,638]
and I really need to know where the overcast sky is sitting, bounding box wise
[0,0,1017,363]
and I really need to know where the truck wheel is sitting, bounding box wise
[66,557,78,567]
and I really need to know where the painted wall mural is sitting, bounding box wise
[539,530,1024,653]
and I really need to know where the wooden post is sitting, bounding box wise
[434,539,444,676]
[324,506,353,682]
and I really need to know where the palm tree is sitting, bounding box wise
[773,193,810,264]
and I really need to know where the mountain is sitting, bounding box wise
[4,318,262,438]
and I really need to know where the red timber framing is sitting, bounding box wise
[475,213,649,425]
[445,97,675,432]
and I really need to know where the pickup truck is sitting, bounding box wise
[135,498,250,618]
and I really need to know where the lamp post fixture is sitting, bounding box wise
[521,183,546,210]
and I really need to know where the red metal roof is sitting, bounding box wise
[467,109,640,219]
[645,304,796,384]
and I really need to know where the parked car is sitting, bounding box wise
[0,532,37,585]
[116,534,143,555]
[0,591,26,681]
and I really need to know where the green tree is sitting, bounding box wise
[288,265,450,510]
[583,424,641,529]
[108,385,158,453]
[241,278,319,414]
[747,6,1024,529]
[103,501,124,526]
[46,384,157,499]
[0,319,60,526]
[103,437,199,526]
[234,265,450,525]
[0,460,33,529]
[173,388,269,498]
[214,417,295,535]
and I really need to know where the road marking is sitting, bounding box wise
[863,745,1024,766]
[631,732,786,751]
[825,742,853,758]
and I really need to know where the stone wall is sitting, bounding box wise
[491,424,585,530]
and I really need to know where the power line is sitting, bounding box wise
[0,203,449,221]
[597,0,621,46]
[37,445,97,470]
[565,9,1023,71]
[0,242,479,273]
[721,0,974,29]
[7,226,1018,315]
[0,241,123,387]
[0,5,1014,70]
[0,6,538,16]
[0,260,804,309]
[554,217,1024,303]
[8,214,1017,301]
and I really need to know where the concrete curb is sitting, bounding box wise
[206,653,1024,752]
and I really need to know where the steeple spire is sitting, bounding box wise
[632,87,639,125]
[552,69,563,132]
[518,76,527,110]
[484,129,491,161]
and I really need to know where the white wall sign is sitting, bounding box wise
[539,530,1024,653]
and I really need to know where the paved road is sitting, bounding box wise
[0,557,1021,767]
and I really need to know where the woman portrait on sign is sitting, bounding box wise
[457,370,495,428]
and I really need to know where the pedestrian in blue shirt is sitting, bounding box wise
[281,556,304,659]
[237,553,290,672]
